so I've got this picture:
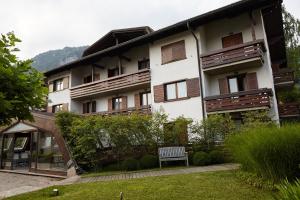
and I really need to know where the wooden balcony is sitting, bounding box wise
[70,69,151,100]
[200,40,266,74]
[83,105,151,116]
[204,88,273,113]
[273,68,295,88]
[278,103,300,118]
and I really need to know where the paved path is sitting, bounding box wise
[78,163,239,184]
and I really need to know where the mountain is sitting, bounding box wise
[32,46,88,72]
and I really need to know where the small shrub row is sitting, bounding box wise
[121,154,158,171]
[192,150,225,166]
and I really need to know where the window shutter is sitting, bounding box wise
[187,78,200,98]
[218,78,229,94]
[245,72,258,90]
[121,96,128,110]
[172,40,186,61]
[92,101,97,113]
[161,46,172,64]
[153,85,165,103]
[49,82,54,93]
[222,33,243,48]
[62,103,69,111]
[108,98,113,112]
[134,93,141,108]
[47,106,53,113]
[63,77,69,89]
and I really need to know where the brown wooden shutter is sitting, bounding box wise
[161,46,172,64]
[63,77,69,89]
[62,103,69,111]
[47,106,53,113]
[108,98,113,112]
[92,101,96,112]
[49,82,54,93]
[218,78,229,94]
[121,96,128,110]
[222,33,243,48]
[172,40,186,61]
[153,85,165,103]
[245,72,258,90]
[134,93,141,108]
[187,78,200,98]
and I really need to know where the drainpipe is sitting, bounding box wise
[187,21,206,120]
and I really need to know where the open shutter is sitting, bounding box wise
[62,103,69,111]
[108,98,113,112]
[121,96,128,110]
[153,85,165,103]
[245,72,258,90]
[134,93,141,109]
[63,77,69,89]
[187,78,200,98]
[218,78,229,94]
[49,82,54,93]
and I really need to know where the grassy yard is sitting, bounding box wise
[6,171,275,200]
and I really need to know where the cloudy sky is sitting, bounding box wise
[1,0,299,59]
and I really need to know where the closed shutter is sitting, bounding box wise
[218,78,229,94]
[134,93,141,108]
[153,85,165,103]
[49,82,54,93]
[92,101,96,113]
[172,40,186,61]
[108,98,113,112]
[63,77,69,89]
[161,46,172,64]
[222,33,243,48]
[245,72,258,90]
[47,106,53,113]
[62,103,69,111]
[187,78,200,98]
[121,96,128,110]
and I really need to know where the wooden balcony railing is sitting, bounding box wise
[278,103,300,118]
[70,69,151,99]
[204,88,273,113]
[273,68,295,87]
[200,40,266,70]
[82,105,151,116]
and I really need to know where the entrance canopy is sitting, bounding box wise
[3,122,37,134]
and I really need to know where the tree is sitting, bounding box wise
[0,32,48,125]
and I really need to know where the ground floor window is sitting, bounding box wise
[52,104,63,113]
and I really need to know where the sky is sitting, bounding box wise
[1,0,299,59]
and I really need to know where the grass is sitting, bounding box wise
[6,171,275,200]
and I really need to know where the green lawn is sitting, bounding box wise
[6,171,275,200]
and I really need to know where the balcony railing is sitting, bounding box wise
[70,69,151,99]
[204,88,273,113]
[200,40,266,70]
[273,68,295,87]
[278,103,300,118]
[82,105,151,116]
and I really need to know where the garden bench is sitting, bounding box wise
[158,146,189,168]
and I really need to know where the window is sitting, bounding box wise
[161,40,186,64]
[108,68,119,78]
[14,137,28,151]
[140,92,152,106]
[52,104,63,113]
[138,59,150,70]
[165,81,187,100]
[53,79,63,91]
[112,97,122,110]
[83,74,100,83]
[83,101,96,114]
[222,33,243,48]
[228,75,245,93]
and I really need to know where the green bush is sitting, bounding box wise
[275,179,300,200]
[209,150,225,164]
[139,155,158,169]
[193,151,210,166]
[122,158,139,171]
[227,124,300,182]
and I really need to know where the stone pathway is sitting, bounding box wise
[78,163,239,184]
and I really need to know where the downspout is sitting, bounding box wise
[187,21,206,120]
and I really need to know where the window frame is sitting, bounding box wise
[161,40,186,65]
[52,104,63,113]
[140,91,152,106]
[138,59,150,70]
[108,68,120,78]
[112,97,123,110]
[164,80,188,101]
[53,79,63,92]
[227,74,246,93]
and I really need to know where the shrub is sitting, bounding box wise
[139,155,158,169]
[193,151,210,166]
[275,179,300,200]
[209,150,225,164]
[122,158,139,171]
[227,124,300,182]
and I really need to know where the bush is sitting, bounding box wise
[275,179,300,200]
[193,151,210,166]
[122,158,139,171]
[139,155,158,169]
[209,150,225,164]
[227,124,300,182]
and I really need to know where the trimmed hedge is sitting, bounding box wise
[139,155,158,169]
[193,151,210,166]
[122,158,139,171]
[209,150,225,164]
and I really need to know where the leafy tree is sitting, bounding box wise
[0,32,48,125]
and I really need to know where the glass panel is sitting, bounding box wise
[177,81,187,98]
[14,137,27,151]
[228,78,238,93]
[166,83,176,100]
[2,135,14,169]
[113,98,122,110]
[147,93,152,105]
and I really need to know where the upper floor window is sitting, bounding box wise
[53,79,63,92]
[165,81,187,101]
[108,68,120,78]
[140,92,152,106]
[83,74,100,84]
[138,59,150,70]
[112,97,122,110]
[52,104,63,113]
[161,40,186,64]
[222,33,243,48]
[83,101,96,114]
[228,74,246,93]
